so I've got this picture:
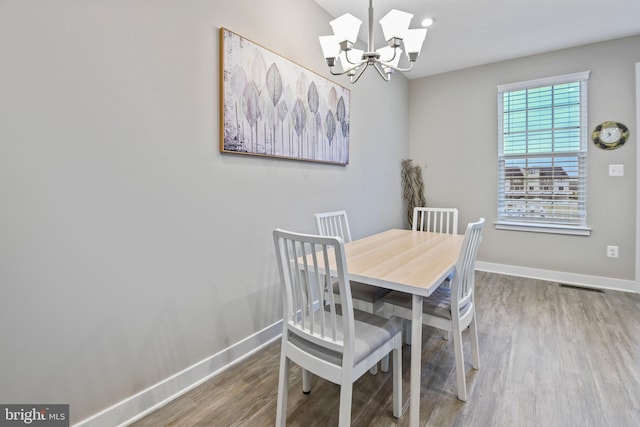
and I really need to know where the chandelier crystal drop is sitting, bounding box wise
[319,0,428,83]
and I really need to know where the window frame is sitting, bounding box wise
[496,71,592,236]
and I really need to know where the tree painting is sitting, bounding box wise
[221,28,350,165]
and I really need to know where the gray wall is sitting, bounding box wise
[0,0,409,423]
[409,35,639,280]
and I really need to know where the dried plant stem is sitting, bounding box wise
[401,159,426,227]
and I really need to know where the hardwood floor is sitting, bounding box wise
[131,272,640,426]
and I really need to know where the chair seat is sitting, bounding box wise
[288,310,402,366]
[383,287,469,320]
[332,279,391,303]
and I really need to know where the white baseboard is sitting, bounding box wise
[73,320,283,427]
[73,264,638,426]
[476,261,639,294]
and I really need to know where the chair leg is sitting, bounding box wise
[302,369,311,393]
[469,313,480,370]
[380,355,389,373]
[403,319,412,345]
[337,382,353,427]
[275,353,289,427]
[392,345,402,418]
[452,328,467,401]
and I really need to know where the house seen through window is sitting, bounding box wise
[496,71,591,235]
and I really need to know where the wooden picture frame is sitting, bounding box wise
[220,28,350,165]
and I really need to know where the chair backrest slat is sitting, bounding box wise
[413,207,459,234]
[274,228,354,356]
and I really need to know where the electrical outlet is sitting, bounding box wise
[607,245,619,258]
[609,164,624,176]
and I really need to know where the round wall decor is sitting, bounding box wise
[592,121,629,150]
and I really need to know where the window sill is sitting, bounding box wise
[494,221,592,236]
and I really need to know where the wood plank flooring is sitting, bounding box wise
[131,272,640,426]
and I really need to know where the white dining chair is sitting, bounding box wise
[273,229,403,426]
[414,207,459,287]
[383,218,485,401]
[411,207,460,342]
[315,211,391,315]
[316,210,394,375]
[413,207,459,234]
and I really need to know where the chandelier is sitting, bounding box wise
[319,0,430,83]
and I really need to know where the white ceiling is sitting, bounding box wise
[313,0,640,79]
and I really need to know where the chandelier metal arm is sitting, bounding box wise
[344,50,368,66]
[328,53,366,76]
[371,62,391,82]
[381,61,415,73]
[328,64,360,76]
[377,47,398,64]
[350,62,370,83]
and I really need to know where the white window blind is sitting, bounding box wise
[497,71,591,235]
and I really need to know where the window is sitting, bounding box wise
[496,71,591,236]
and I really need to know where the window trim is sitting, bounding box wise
[495,71,592,236]
[497,71,591,93]
[494,221,592,236]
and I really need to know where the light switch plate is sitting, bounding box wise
[609,164,624,176]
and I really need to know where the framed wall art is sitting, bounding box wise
[220,28,350,165]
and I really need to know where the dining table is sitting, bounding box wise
[342,228,464,427]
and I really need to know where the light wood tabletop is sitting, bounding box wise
[343,229,464,427]
[344,229,463,296]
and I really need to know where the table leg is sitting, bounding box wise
[410,294,423,427]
